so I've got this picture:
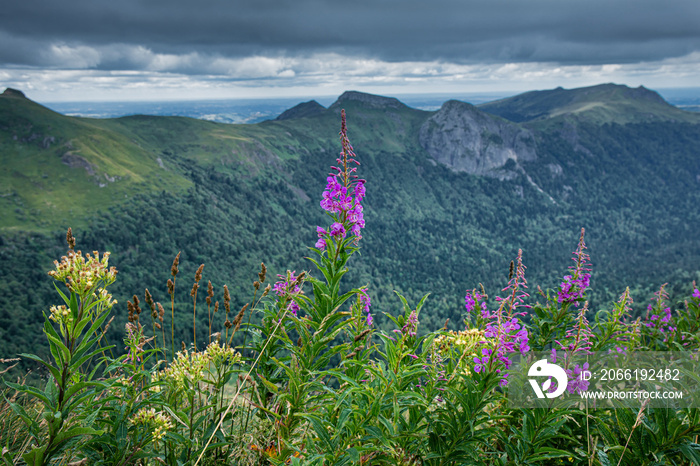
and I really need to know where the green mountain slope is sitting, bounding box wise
[0,89,195,232]
[479,83,700,125]
[1,84,699,370]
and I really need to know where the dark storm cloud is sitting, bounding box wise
[1,0,699,70]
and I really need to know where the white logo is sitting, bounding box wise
[528,359,568,399]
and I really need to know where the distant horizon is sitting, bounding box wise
[14,83,696,124]
[19,84,700,106]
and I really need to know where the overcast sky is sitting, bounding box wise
[1,0,699,102]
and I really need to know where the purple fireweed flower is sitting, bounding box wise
[473,250,530,385]
[274,271,303,316]
[315,110,366,248]
[273,281,287,296]
[645,284,675,336]
[464,289,485,314]
[566,362,590,394]
[693,286,700,299]
[473,353,490,373]
[608,345,627,355]
[495,249,530,316]
[401,310,419,337]
[465,293,476,313]
[315,226,329,250]
[558,228,592,305]
[357,288,373,327]
[288,300,300,317]
[330,222,346,238]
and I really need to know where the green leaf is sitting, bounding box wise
[259,375,279,394]
[4,380,52,408]
[69,290,79,321]
[677,443,700,465]
[62,380,103,405]
[53,282,69,305]
[527,447,574,461]
[415,292,431,314]
[45,331,70,366]
[22,444,47,466]
[72,315,91,340]
[15,353,61,382]
[3,395,40,433]
[53,426,103,446]
[597,448,612,466]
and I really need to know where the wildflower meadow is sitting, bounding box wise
[2,110,700,465]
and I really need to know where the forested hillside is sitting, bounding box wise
[1,84,699,369]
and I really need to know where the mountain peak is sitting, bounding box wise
[2,88,27,99]
[330,91,407,110]
[276,100,326,120]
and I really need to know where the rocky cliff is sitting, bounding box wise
[418,100,537,178]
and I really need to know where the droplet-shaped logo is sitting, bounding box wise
[528,359,568,398]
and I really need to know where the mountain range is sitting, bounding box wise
[1,83,699,366]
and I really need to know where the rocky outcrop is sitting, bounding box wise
[418,100,537,177]
[61,152,95,176]
[1,88,27,99]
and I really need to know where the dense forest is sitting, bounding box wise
[1,84,700,374]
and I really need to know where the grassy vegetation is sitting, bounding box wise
[0,90,192,232]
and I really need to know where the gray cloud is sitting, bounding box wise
[2,0,699,69]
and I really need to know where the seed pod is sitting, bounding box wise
[66,228,76,250]
[354,329,371,342]
[171,252,181,277]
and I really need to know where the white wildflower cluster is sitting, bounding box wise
[109,376,131,398]
[157,349,211,390]
[433,328,488,377]
[94,287,117,308]
[434,328,485,355]
[48,250,117,295]
[48,304,72,327]
[130,407,174,441]
[205,341,241,367]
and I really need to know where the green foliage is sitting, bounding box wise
[5,243,116,464]
[1,102,700,465]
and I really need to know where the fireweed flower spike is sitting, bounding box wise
[315,110,366,251]
[473,250,530,386]
[273,271,304,316]
[644,284,676,342]
[359,288,373,327]
[464,288,487,315]
[556,302,594,355]
[558,228,592,305]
